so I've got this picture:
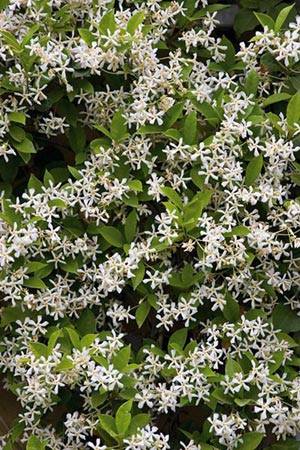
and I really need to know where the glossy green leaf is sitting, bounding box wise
[163,101,185,129]
[136,300,151,328]
[225,356,243,376]
[263,92,291,107]
[168,328,187,352]
[124,210,137,243]
[245,70,259,96]
[132,262,145,290]
[245,154,263,186]
[274,4,295,33]
[99,226,124,248]
[14,138,36,154]
[286,91,300,127]
[273,304,300,332]
[78,28,96,45]
[69,126,86,153]
[112,345,131,371]
[254,12,275,29]
[8,112,26,124]
[161,186,183,209]
[236,432,264,450]
[23,277,47,289]
[26,435,48,450]
[128,413,150,434]
[98,414,118,437]
[127,11,145,34]
[116,400,132,435]
[182,111,197,144]
[77,309,96,335]
[29,342,50,359]
[110,109,127,142]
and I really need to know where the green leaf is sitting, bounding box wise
[28,174,43,192]
[8,112,26,124]
[98,414,118,437]
[245,154,263,186]
[132,262,145,290]
[0,199,21,227]
[99,226,124,248]
[23,277,47,289]
[168,328,187,352]
[77,309,96,335]
[9,125,26,142]
[25,261,48,274]
[190,167,205,190]
[254,12,275,29]
[0,30,21,52]
[21,24,40,48]
[263,92,291,107]
[0,0,9,10]
[183,191,212,231]
[136,124,162,135]
[190,4,229,20]
[81,334,97,348]
[48,329,62,351]
[60,257,78,274]
[92,391,108,408]
[161,186,183,209]
[56,356,74,371]
[29,342,50,359]
[26,435,48,450]
[244,70,259,96]
[110,109,127,142]
[136,301,151,328]
[274,4,295,33]
[1,306,26,327]
[124,210,137,243]
[128,413,150,434]
[234,8,258,36]
[127,11,145,35]
[181,263,193,288]
[127,180,143,192]
[291,173,300,185]
[286,91,300,127]
[163,101,185,129]
[116,400,132,435]
[269,350,284,374]
[57,98,78,127]
[78,28,96,46]
[190,99,221,126]
[163,128,181,141]
[69,127,86,153]
[223,295,240,322]
[68,165,82,180]
[225,356,243,376]
[234,398,253,407]
[93,126,112,139]
[212,387,233,405]
[112,345,131,371]
[14,138,36,154]
[182,111,197,145]
[224,226,250,237]
[10,421,25,443]
[236,432,264,450]
[99,10,117,34]
[221,35,236,70]
[65,327,81,349]
[273,304,300,332]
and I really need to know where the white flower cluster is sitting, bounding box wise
[0,1,300,450]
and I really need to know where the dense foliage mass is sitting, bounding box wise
[1,0,300,449]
